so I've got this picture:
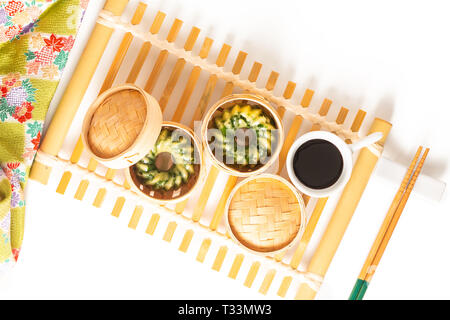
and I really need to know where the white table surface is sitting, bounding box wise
[1,0,449,299]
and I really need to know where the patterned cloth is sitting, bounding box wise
[0,0,89,270]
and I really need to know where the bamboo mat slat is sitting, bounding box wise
[178,229,194,253]
[171,37,214,123]
[127,11,166,83]
[276,89,314,177]
[228,253,245,279]
[128,205,144,230]
[159,27,200,111]
[146,214,160,236]
[144,18,183,94]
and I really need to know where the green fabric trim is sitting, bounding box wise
[29,78,59,120]
[35,0,81,35]
[0,178,11,221]
[10,206,25,250]
[0,36,28,75]
[0,123,25,163]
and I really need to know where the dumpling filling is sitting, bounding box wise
[211,104,276,171]
[133,128,195,191]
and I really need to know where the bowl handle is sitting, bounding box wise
[350,132,383,153]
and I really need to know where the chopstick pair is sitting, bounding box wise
[349,146,430,300]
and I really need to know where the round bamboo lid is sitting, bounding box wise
[82,84,163,169]
[226,175,305,254]
[88,89,147,158]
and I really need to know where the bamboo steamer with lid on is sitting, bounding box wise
[225,174,306,255]
[82,84,204,204]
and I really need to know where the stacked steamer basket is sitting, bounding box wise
[30,0,393,299]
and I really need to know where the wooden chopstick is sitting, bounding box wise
[349,146,429,300]
[349,146,422,299]
[362,148,429,281]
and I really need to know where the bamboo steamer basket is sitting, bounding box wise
[125,121,205,205]
[201,94,284,177]
[225,174,306,255]
[82,84,203,204]
[82,84,163,169]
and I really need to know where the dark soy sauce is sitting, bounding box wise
[293,139,343,189]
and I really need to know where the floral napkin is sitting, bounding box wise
[0,0,89,271]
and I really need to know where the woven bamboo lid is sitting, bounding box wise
[226,175,305,254]
[82,84,163,169]
[88,89,147,158]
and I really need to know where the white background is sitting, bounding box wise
[1,0,450,299]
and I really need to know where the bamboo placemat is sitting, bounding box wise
[30,0,392,299]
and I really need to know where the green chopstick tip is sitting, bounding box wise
[349,279,364,300]
[349,279,369,300]
[356,280,369,300]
